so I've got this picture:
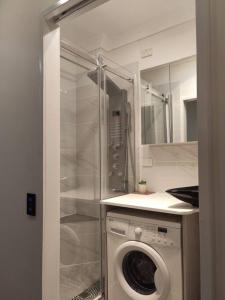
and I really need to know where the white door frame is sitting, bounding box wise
[43,26,61,300]
[42,0,225,299]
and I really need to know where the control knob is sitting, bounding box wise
[135,227,143,237]
[112,163,119,170]
[113,153,119,160]
[113,144,120,151]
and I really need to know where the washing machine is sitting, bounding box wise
[106,210,183,300]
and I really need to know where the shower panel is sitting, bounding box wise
[108,89,128,193]
[88,70,130,194]
[60,43,135,300]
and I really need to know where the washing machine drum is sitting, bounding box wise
[115,241,170,300]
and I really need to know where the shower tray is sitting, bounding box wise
[72,281,101,300]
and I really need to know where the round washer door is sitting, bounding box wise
[115,241,170,300]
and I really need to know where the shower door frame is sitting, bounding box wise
[43,1,137,299]
[61,41,104,300]
[43,3,105,299]
[44,26,136,300]
[60,40,136,298]
[44,29,105,300]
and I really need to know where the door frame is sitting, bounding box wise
[42,0,224,299]
[43,26,61,300]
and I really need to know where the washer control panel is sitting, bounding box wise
[129,223,181,248]
[106,215,181,248]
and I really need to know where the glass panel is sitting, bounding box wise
[101,68,135,199]
[141,57,197,144]
[60,52,102,300]
[141,65,170,145]
[141,65,170,97]
[122,251,157,295]
[185,100,197,141]
[170,57,197,143]
[141,86,167,145]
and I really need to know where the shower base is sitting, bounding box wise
[72,281,101,300]
[60,213,100,300]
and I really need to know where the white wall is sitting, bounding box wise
[141,143,198,192]
[105,19,196,71]
[0,1,43,299]
[104,19,198,191]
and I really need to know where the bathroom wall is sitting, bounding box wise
[140,57,198,192]
[42,0,58,10]
[105,20,196,71]
[141,143,198,192]
[0,1,43,299]
[60,75,77,196]
[104,19,198,191]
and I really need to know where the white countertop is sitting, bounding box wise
[100,192,199,215]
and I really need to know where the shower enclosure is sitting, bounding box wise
[60,41,135,300]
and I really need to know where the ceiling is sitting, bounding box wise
[61,0,196,52]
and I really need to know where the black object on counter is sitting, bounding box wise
[166,186,199,207]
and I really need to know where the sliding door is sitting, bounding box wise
[60,47,102,300]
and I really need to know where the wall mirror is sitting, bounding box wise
[141,56,197,145]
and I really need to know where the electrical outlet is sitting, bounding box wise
[141,48,153,58]
[143,158,153,167]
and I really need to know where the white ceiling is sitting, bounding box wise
[61,0,196,52]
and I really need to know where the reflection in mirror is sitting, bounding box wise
[141,56,197,145]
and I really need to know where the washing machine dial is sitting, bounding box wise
[134,227,143,237]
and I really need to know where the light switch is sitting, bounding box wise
[27,193,36,216]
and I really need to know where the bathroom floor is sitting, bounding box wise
[60,214,101,300]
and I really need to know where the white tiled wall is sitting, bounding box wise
[140,142,198,192]
[60,76,77,194]
[60,69,101,216]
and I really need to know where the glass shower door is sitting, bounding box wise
[60,48,102,300]
[59,47,136,300]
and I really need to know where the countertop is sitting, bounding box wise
[100,192,199,215]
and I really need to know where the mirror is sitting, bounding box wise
[141,56,197,145]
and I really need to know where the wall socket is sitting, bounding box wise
[141,48,153,58]
[143,158,153,167]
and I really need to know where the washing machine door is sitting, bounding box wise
[115,241,170,300]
